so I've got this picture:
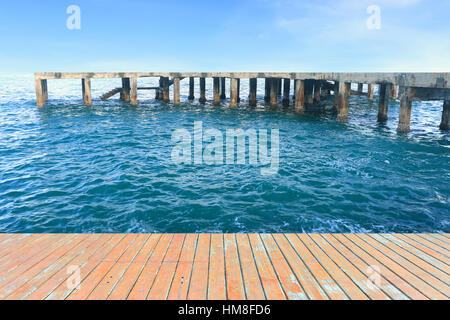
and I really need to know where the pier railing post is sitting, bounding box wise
[378,83,392,122]
[337,82,350,122]
[397,87,414,132]
[35,78,47,107]
[220,77,226,99]
[213,77,220,105]
[270,78,278,108]
[368,84,375,99]
[130,77,138,105]
[230,78,238,108]
[294,80,305,113]
[121,78,131,102]
[199,77,206,104]
[282,78,290,107]
[440,100,450,130]
[173,77,181,105]
[188,77,195,100]
[249,78,257,106]
[82,78,92,106]
[264,78,270,102]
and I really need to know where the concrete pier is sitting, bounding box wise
[34,72,450,131]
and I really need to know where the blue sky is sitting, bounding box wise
[0,0,449,73]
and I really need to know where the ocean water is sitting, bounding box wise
[0,74,448,233]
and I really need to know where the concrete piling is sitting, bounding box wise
[440,100,450,130]
[249,78,257,107]
[294,79,305,114]
[173,77,180,105]
[282,78,290,107]
[220,77,226,100]
[121,78,131,102]
[188,77,195,101]
[337,82,350,122]
[213,77,220,105]
[230,78,238,108]
[82,78,92,106]
[130,77,138,105]
[397,87,413,132]
[378,83,392,122]
[199,77,206,104]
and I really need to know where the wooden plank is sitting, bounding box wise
[224,234,246,300]
[297,234,368,300]
[0,234,83,299]
[87,234,150,300]
[260,234,307,300]
[285,234,347,299]
[235,234,265,300]
[127,234,173,300]
[45,234,126,300]
[375,234,450,278]
[404,234,450,257]
[0,234,47,263]
[309,234,389,300]
[187,233,210,300]
[393,234,450,265]
[419,234,450,251]
[147,234,185,300]
[5,234,100,300]
[248,234,286,300]
[107,234,161,300]
[272,234,328,300]
[66,234,137,300]
[0,234,74,287]
[345,234,446,299]
[322,234,408,300]
[167,234,198,300]
[361,234,449,297]
[25,234,114,300]
[207,234,226,300]
[430,234,450,244]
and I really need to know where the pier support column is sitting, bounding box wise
[220,77,226,99]
[237,79,241,102]
[313,81,321,104]
[173,77,181,105]
[270,78,278,108]
[213,77,220,105]
[130,77,138,105]
[357,83,363,93]
[337,82,350,122]
[199,77,206,104]
[440,100,450,130]
[377,83,392,122]
[188,77,195,100]
[282,78,290,107]
[397,87,414,132]
[333,81,339,113]
[35,78,47,107]
[391,85,398,100]
[82,78,92,106]
[294,80,305,114]
[163,77,170,102]
[120,78,131,102]
[264,78,270,102]
[305,80,314,106]
[368,84,375,99]
[277,79,282,97]
[249,78,257,107]
[230,78,238,108]
[320,82,327,99]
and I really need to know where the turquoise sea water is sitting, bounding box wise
[0,74,449,233]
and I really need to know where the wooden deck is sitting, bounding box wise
[0,233,448,300]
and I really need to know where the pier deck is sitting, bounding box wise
[0,233,448,300]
